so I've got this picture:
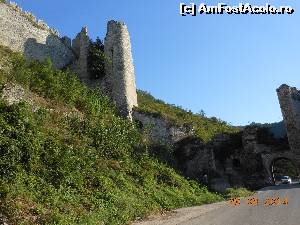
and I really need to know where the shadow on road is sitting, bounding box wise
[259,183,300,191]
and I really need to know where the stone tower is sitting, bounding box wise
[72,27,90,84]
[277,84,300,152]
[104,20,138,120]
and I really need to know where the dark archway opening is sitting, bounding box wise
[271,158,298,183]
[232,158,241,169]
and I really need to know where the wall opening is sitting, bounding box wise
[232,158,241,169]
[271,158,298,183]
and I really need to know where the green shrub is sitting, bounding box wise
[224,188,253,198]
[88,37,109,79]
[8,54,114,117]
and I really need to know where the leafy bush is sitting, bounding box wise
[0,47,223,224]
[224,188,253,198]
[88,37,108,79]
[7,53,114,117]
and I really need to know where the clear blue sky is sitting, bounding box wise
[13,0,300,125]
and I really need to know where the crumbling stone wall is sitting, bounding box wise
[71,26,108,91]
[277,84,300,152]
[133,110,194,145]
[72,27,90,83]
[104,21,138,119]
[70,21,138,119]
[0,2,75,68]
[0,2,138,120]
[175,125,296,191]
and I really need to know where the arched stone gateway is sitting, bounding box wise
[174,125,299,191]
[262,154,299,184]
[172,85,300,192]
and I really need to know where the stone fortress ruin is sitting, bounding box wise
[0,1,137,119]
[1,1,300,192]
[172,85,300,192]
[277,84,300,154]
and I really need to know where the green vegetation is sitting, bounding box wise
[88,38,108,79]
[136,90,239,142]
[224,188,254,198]
[273,159,298,179]
[0,46,224,224]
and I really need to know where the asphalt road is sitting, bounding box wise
[134,183,300,225]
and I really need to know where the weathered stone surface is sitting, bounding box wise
[175,137,215,182]
[62,36,72,48]
[133,110,194,145]
[72,27,90,83]
[1,83,41,112]
[277,84,300,153]
[104,21,138,120]
[1,83,26,105]
[0,2,75,68]
[210,178,231,193]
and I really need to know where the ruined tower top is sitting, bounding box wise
[104,20,138,120]
[72,27,90,83]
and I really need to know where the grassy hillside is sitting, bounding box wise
[0,46,223,225]
[136,91,238,142]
